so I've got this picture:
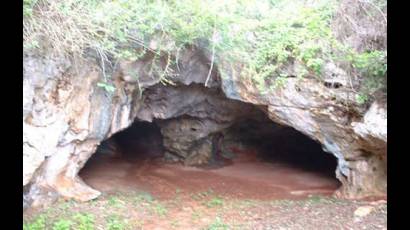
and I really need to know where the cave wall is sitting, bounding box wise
[23,43,386,209]
[24,54,119,208]
[23,48,224,208]
[218,61,387,198]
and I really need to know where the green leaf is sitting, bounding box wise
[97,82,116,93]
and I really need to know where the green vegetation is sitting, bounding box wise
[97,82,116,93]
[206,197,224,208]
[191,209,202,221]
[23,192,366,230]
[152,202,168,217]
[133,191,154,205]
[73,213,95,230]
[23,215,46,230]
[23,0,386,103]
[205,217,230,230]
[107,195,125,208]
[52,219,73,230]
[170,219,180,229]
[106,215,128,230]
[24,212,96,230]
[192,189,215,201]
[349,50,387,104]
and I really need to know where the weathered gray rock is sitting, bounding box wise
[184,137,213,166]
[146,84,261,165]
[353,102,387,142]
[22,54,144,208]
[217,60,387,198]
[23,37,386,210]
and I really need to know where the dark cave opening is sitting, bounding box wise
[223,118,339,178]
[84,120,165,165]
[79,112,340,199]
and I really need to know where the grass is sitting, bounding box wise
[23,215,46,230]
[205,197,224,208]
[191,209,203,221]
[52,219,73,230]
[106,215,128,230]
[152,202,168,217]
[73,213,94,230]
[23,213,96,230]
[170,219,180,229]
[23,196,131,230]
[192,189,215,201]
[133,192,154,205]
[23,190,384,230]
[107,195,125,208]
[205,217,230,230]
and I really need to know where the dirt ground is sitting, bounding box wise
[23,148,387,230]
[80,146,340,200]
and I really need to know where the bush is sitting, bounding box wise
[73,213,94,230]
[23,0,386,99]
[23,215,46,230]
[106,215,127,230]
[52,219,73,230]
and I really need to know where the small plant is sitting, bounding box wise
[272,75,288,89]
[191,210,202,221]
[97,82,116,93]
[52,219,73,230]
[73,213,94,230]
[170,219,180,229]
[152,202,168,217]
[351,50,386,78]
[107,194,125,208]
[306,58,324,75]
[192,189,214,201]
[23,40,40,50]
[206,197,224,208]
[23,0,38,17]
[23,215,46,230]
[307,195,324,203]
[134,192,154,205]
[106,215,127,230]
[108,196,118,206]
[206,217,229,230]
[355,93,369,105]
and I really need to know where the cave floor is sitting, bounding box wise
[79,146,340,201]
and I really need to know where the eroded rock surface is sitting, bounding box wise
[23,45,386,209]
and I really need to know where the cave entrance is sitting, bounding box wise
[223,117,339,178]
[79,115,341,200]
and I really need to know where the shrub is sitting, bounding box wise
[23,0,386,100]
[52,219,73,230]
[73,213,94,230]
[206,217,229,230]
[23,215,46,230]
[106,215,127,230]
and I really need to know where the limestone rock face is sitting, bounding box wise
[352,102,387,143]
[23,44,386,209]
[184,138,213,166]
[136,84,260,164]
[22,49,230,208]
[23,54,142,208]
[217,62,387,198]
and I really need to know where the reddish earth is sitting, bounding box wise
[26,147,387,230]
[80,146,341,200]
[25,147,386,229]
